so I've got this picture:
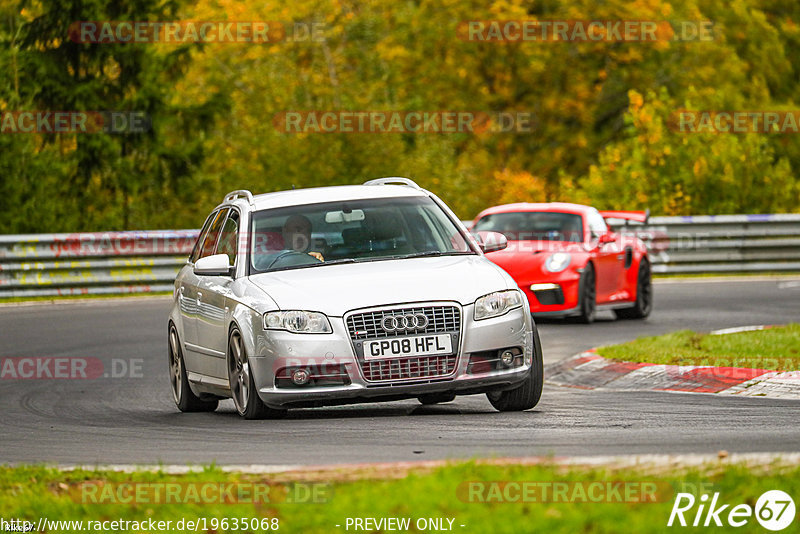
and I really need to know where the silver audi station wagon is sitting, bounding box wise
[168,178,543,418]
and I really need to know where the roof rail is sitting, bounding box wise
[363,177,421,190]
[223,189,255,205]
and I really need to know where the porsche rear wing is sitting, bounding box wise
[599,209,650,225]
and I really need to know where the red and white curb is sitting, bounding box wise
[545,333,800,399]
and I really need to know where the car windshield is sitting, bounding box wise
[249,196,475,273]
[474,211,584,242]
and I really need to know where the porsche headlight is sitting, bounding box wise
[545,252,571,273]
[474,290,523,320]
[263,311,332,333]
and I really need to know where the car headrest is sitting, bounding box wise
[369,213,403,241]
[342,227,369,246]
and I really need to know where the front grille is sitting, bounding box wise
[346,305,461,383]
[361,355,457,382]
[347,306,460,340]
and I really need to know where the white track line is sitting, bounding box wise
[37,453,800,474]
[710,325,767,335]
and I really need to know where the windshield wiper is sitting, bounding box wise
[397,251,475,259]
[263,252,475,272]
[399,251,443,259]
[260,257,355,273]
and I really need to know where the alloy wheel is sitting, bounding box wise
[228,331,250,413]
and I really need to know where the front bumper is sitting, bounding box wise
[249,303,533,408]
[519,270,582,316]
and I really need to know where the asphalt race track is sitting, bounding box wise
[1,278,798,466]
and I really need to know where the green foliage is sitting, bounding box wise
[581,87,799,214]
[0,0,227,232]
[2,0,800,232]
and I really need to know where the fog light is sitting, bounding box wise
[499,350,515,367]
[291,369,310,386]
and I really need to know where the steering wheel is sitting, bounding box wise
[265,250,322,270]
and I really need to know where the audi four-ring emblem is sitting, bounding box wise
[381,313,429,332]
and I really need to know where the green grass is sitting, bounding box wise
[2,461,799,533]
[597,324,800,370]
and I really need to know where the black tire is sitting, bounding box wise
[168,324,218,413]
[615,258,653,320]
[227,327,286,420]
[487,323,544,412]
[418,393,456,405]
[576,263,596,324]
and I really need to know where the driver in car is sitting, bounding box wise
[282,214,325,261]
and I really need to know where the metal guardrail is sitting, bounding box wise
[635,214,800,274]
[0,231,198,298]
[1,214,799,297]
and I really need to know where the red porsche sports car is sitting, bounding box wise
[471,203,652,323]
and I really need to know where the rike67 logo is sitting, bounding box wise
[668,490,795,530]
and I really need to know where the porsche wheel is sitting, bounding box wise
[615,258,653,319]
[228,327,286,420]
[576,264,596,324]
[168,324,218,413]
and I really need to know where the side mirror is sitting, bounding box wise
[475,231,508,253]
[598,232,616,245]
[194,254,233,276]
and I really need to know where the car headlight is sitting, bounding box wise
[474,290,523,320]
[263,311,332,333]
[545,252,571,272]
